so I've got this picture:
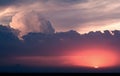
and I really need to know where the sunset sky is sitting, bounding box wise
[0,0,120,73]
[1,0,120,33]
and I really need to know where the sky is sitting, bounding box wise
[0,0,120,72]
[0,0,120,34]
[0,25,120,68]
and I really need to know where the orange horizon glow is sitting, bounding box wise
[68,48,119,68]
[7,47,119,68]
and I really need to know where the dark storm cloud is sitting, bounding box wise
[0,25,120,57]
[0,25,21,57]
[0,24,120,69]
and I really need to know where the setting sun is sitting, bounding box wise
[1,0,120,73]
[68,48,119,68]
[94,66,99,69]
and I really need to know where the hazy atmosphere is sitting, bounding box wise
[0,0,120,73]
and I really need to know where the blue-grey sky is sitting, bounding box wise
[0,0,120,34]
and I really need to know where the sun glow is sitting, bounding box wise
[68,48,119,68]
[94,66,99,69]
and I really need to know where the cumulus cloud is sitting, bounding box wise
[0,0,120,34]
[10,10,55,37]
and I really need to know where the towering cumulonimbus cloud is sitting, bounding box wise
[10,10,55,37]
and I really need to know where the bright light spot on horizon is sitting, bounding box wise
[94,66,99,69]
[68,48,119,68]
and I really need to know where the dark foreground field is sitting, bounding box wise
[0,65,120,73]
